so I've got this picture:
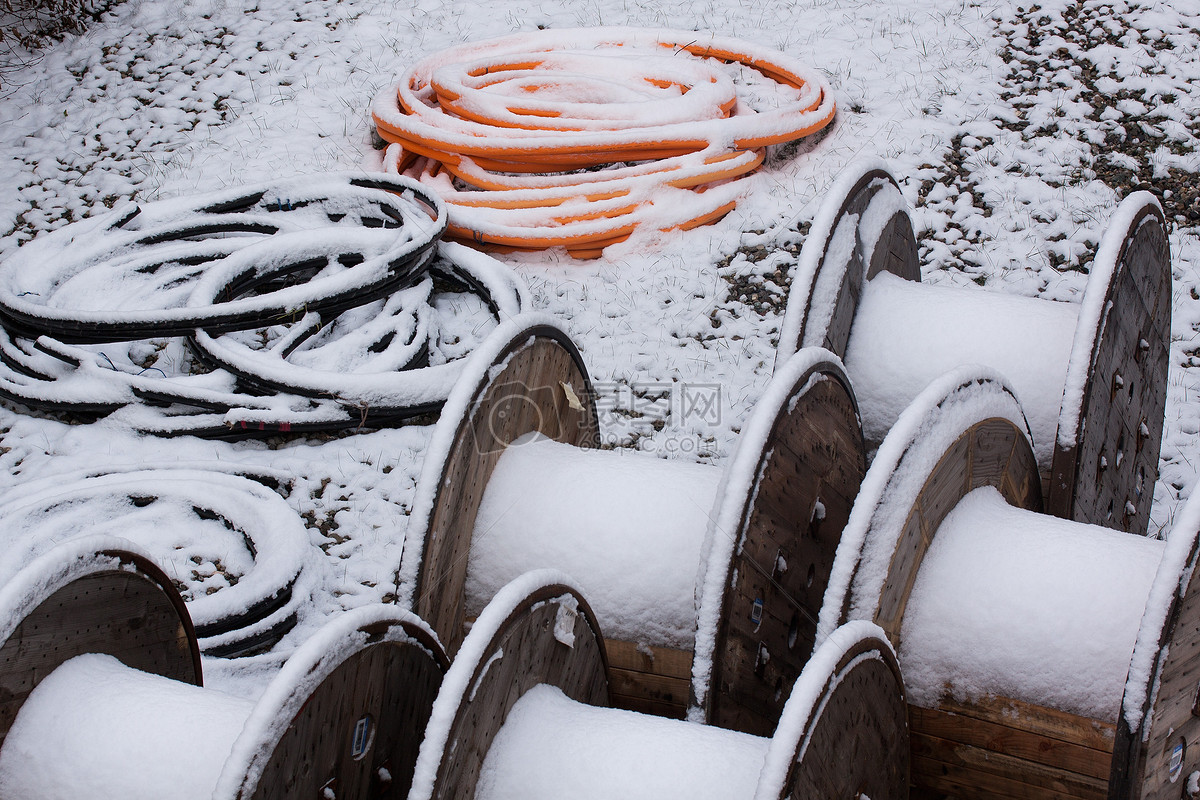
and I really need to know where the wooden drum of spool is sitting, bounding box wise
[401,313,867,735]
[779,159,1171,535]
[0,537,449,800]
[823,367,1200,800]
[407,571,910,800]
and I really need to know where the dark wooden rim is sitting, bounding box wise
[828,370,1042,643]
[759,621,909,800]
[1048,194,1169,536]
[0,541,203,747]
[1109,504,1200,799]
[218,608,449,800]
[404,320,599,654]
[417,579,609,800]
[778,160,919,365]
[698,352,867,734]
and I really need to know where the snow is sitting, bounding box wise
[845,271,1077,464]
[476,683,768,800]
[468,432,721,648]
[898,486,1161,720]
[2,0,1200,790]
[0,653,253,800]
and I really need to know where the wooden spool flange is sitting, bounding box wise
[779,159,1170,536]
[0,535,202,751]
[402,314,866,734]
[407,571,609,800]
[400,313,600,655]
[408,574,909,800]
[0,467,312,658]
[0,538,449,800]
[825,366,1200,800]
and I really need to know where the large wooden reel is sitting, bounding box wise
[400,314,599,654]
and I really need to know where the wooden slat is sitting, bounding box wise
[607,667,689,714]
[913,732,1108,800]
[603,639,692,680]
[935,694,1114,753]
[913,754,1101,800]
[910,704,1114,781]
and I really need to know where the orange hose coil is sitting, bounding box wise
[371,28,836,254]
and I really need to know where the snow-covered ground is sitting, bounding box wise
[1,0,1199,707]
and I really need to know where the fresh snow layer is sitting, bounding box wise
[845,270,1077,465]
[0,653,253,800]
[899,486,1161,720]
[468,432,721,648]
[476,683,768,800]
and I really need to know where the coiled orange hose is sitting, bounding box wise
[372,28,836,256]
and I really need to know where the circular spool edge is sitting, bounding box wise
[215,605,449,800]
[0,536,202,746]
[754,620,909,800]
[399,312,599,654]
[408,571,609,800]
[1110,488,1200,799]
[693,347,867,735]
[820,366,1043,644]
[1049,192,1170,536]
[776,158,920,366]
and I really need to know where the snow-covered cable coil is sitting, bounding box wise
[372,27,836,256]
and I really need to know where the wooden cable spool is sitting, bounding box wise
[821,367,1200,800]
[778,159,1171,536]
[400,313,867,734]
[0,537,449,800]
[406,570,910,800]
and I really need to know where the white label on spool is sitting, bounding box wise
[351,715,374,760]
[1171,740,1186,783]
[560,382,584,412]
[554,603,577,647]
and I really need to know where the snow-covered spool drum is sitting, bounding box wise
[0,538,450,800]
[823,367,1200,800]
[408,572,909,800]
[779,159,1170,536]
[402,313,867,734]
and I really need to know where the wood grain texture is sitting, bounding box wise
[875,417,1043,639]
[1048,201,1169,536]
[427,584,609,800]
[413,326,599,654]
[0,549,200,747]
[707,361,867,736]
[1110,524,1200,800]
[245,620,448,800]
[910,694,1117,800]
[605,638,692,719]
[763,629,909,800]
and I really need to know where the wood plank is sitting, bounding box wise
[913,754,1100,800]
[909,704,1114,781]
[606,666,690,713]
[603,639,692,680]
[912,731,1108,800]
[934,694,1115,753]
[609,693,686,719]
